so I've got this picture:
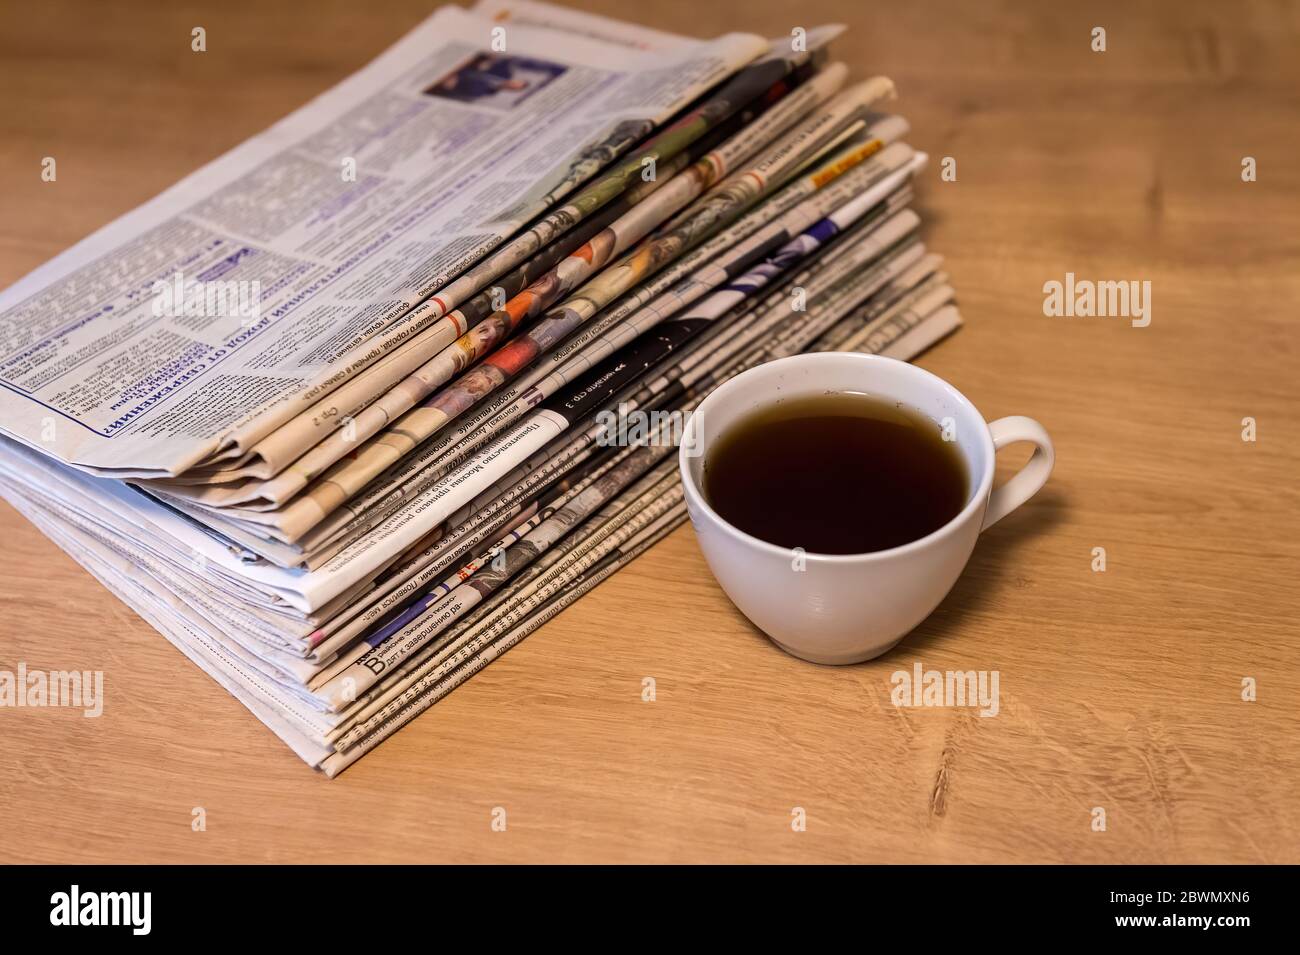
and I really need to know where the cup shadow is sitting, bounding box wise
[885,485,1068,659]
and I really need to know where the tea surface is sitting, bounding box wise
[703,392,969,554]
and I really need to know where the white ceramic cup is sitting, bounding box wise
[679,352,1054,665]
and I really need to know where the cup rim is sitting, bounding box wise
[678,352,996,564]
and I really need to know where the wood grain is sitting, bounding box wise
[1,0,1297,863]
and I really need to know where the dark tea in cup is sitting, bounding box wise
[702,392,968,555]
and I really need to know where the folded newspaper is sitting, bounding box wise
[0,1,962,775]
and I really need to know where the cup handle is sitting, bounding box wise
[981,416,1055,531]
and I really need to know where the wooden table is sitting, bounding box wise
[2,0,1296,864]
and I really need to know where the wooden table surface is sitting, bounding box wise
[1,0,1297,864]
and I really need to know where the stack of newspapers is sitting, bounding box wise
[0,1,960,775]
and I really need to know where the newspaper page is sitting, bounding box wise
[0,4,764,478]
